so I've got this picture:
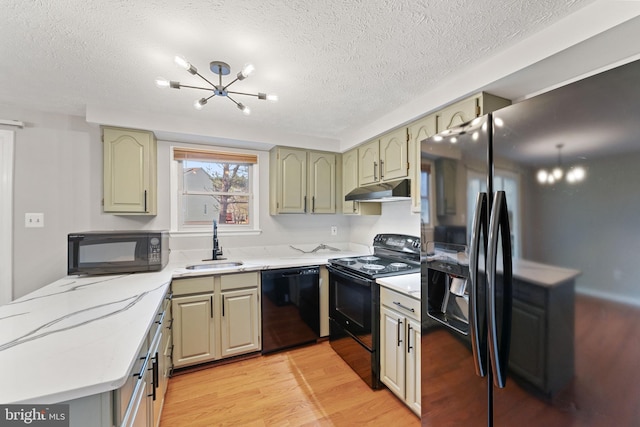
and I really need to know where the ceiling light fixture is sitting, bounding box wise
[536,144,586,185]
[156,56,278,115]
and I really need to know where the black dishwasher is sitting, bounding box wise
[261,266,320,354]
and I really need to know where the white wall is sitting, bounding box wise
[2,106,96,298]
[348,201,421,247]
[4,107,413,298]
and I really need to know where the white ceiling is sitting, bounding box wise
[2,0,640,151]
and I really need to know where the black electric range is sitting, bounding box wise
[327,234,420,389]
[328,233,421,279]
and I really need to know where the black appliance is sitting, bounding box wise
[68,230,169,275]
[260,266,320,354]
[328,234,420,389]
[421,59,640,425]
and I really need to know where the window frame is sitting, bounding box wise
[170,145,261,236]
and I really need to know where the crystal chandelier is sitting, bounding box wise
[156,56,278,115]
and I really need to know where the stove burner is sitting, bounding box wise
[340,258,358,265]
[362,264,385,271]
[359,256,380,262]
[389,262,409,271]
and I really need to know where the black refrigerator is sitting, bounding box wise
[420,58,640,426]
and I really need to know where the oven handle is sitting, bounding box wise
[327,266,372,288]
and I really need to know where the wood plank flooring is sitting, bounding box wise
[160,341,420,426]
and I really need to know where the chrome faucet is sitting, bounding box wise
[212,220,225,260]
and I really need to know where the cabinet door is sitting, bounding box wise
[509,299,546,390]
[172,293,216,367]
[103,127,156,215]
[278,148,307,213]
[436,96,479,131]
[220,288,261,358]
[358,140,380,185]
[406,317,421,416]
[342,148,359,214]
[380,306,405,399]
[380,128,408,182]
[342,149,380,215]
[408,115,437,213]
[308,151,336,214]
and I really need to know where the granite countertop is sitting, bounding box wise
[0,244,368,404]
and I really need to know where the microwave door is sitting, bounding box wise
[69,234,149,274]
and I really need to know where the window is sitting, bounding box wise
[420,160,432,226]
[467,169,520,258]
[173,147,258,231]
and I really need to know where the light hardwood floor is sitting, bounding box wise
[160,341,420,426]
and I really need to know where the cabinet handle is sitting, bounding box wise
[312,196,315,213]
[304,196,307,213]
[397,318,403,347]
[222,296,225,317]
[393,301,415,313]
[380,159,384,179]
[210,296,213,318]
[407,324,413,354]
[373,161,378,181]
[144,190,148,212]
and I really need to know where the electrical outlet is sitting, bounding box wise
[25,213,44,228]
[331,226,338,236]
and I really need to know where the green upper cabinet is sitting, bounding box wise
[436,92,511,130]
[407,114,437,213]
[342,147,381,215]
[102,126,157,215]
[358,127,409,186]
[270,147,336,214]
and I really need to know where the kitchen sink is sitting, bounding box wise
[185,261,243,270]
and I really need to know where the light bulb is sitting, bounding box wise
[194,98,207,110]
[266,94,278,102]
[433,135,443,142]
[174,56,190,70]
[155,78,170,88]
[537,169,548,184]
[240,63,255,79]
[237,103,251,115]
[552,167,563,180]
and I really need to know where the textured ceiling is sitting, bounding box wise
[0,0,624,145]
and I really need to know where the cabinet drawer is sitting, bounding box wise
[172,276,214,295]
[221,272,259,290]
[380,286,420,321]
[513,279,546,307]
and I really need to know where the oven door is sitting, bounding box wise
[328,266,375,350]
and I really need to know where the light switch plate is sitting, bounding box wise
[331,226,337,236]
[25,213,44,228]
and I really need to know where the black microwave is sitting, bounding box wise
[68,230,169,275]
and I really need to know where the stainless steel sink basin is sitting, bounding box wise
[185,261,243,270]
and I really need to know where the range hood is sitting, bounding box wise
[345,179,411,202]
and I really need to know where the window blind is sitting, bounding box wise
[173,147,257,164]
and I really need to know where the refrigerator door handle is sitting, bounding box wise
[469,191,488,378]
[487,190,513,388]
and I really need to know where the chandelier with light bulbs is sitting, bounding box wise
[536,144,586,185]
[156,56,278,115]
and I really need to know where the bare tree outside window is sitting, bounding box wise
[181,160,251,226]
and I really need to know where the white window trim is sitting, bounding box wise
[169,145,261,236]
